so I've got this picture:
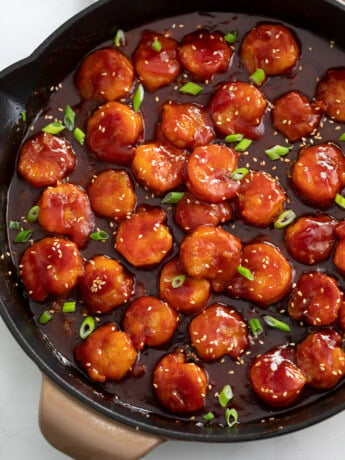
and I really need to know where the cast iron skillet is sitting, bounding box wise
[1,0,345,445]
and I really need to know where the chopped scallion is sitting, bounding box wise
[224,30,238,44]
[90,230,109,241]
[79,316,96,339]
[263,315,291,332]
[203,412,215,422]
[9,221,20,230]
[339,133,345,142]
[248,318,263,336]
[162,191,184,204]
[335,193,345,209]
[38,310,53,325]
[64,105,75,131]
[14,230,33,243]
[225,408,239,427]
[62,301,76,313]
[225,133,244,143]
[218,384,233,408]
[26,205,40,223]
[237,265,254,281]
[171,274,186,289]
[249,68,266,86]
[230,168,249,181]
[74,127,85,145]
[133,83,144,112]
[274,210,296,229]
[152,39,162,52]
[179,82,203,96]
[42,122,65,135]
[265,144,292,160]
[21,111,27,122]
[234,138,252,152]
[114,29,126,47]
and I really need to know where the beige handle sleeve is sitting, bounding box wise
[39,375,165,460]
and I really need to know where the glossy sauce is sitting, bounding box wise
[7,11,345,425]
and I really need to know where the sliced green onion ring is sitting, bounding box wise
[234,138,252,152]
[80,316,96,339]
[38,310,53,325]
[26,205,40,223]
[179,82,203,96]
[274,210,296,229]
[114,29,126,47]
[248,318,264,336]
[338,132,345,142]
[263,315,291,332]
[9,221,20,230]
[133,83,144,112]
[90,231,109,241]
[225,408,239,427]
[237,265,254,281]
[225,133,244,143]
[218,384,233,408]
[249,68,266,86]
[230,168,249,181]
[64,105,76,131]
[265,144,292,160]
[21,111,27,122]
[42,122,65,135]
[14,230,33,243]
[152,39,162,52]
[203,412,215,422]
[62,301,76,313]
[162,191,185,204]
[74,127,85,145]
[224,30,238,44]
[335,193,345,209]
[171,274,186,289]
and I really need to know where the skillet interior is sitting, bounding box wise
[1,0,345,442]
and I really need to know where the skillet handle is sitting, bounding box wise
[39,375,165,460]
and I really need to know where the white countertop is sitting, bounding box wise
[1,1,345,459]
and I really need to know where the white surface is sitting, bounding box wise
[1,1,345,459]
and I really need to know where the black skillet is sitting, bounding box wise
[2,0,345,457]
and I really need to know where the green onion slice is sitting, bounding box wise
[14,230,33,243]
[179,82,203,96]
[162,191,185,204]
[42,122,65,135]
[90,231,109,241]
[62,301,76,313]
[230,168,249,181]
[80,316,96,339]
[225,408,239,428]
[21,111,27,121]
[237,265,254,281]
[338,132,345,142]
[203,412,215,422]
[9,221,20,230]
[218,384,233,408]
[171,274,186,289]
[265,144,292,160]
[335,193,345,209]
[152,39,162,52]
[224,30,238,44]
[38,310,53,325]
[114,29,126,47]
[133,83,144,112]
[26,205,40,223]
[248,318,263,336]
[263,315,291,332]
[234,138,252,152]
[225,133,244,143]
[74,127,85,145]
[64,105,75,131]
[274,210,296,229]
[249,68,266,86]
